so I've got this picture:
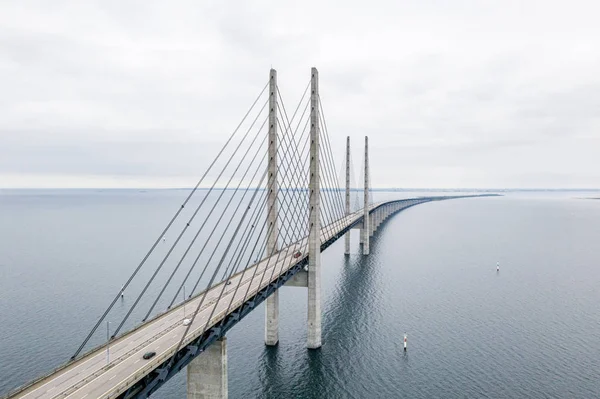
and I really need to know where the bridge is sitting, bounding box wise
[3,68,494,399]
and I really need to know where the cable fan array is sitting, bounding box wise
[72,74,351,362]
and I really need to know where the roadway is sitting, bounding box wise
[8,201,401,399]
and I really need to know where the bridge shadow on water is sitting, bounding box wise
[255,221,395,399]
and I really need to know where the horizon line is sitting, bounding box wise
[2,187,600,191]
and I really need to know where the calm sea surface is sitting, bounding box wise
[1,189,600,398]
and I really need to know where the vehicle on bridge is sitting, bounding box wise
[143,351,156,360]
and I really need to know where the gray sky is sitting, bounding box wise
[1,0,599,188]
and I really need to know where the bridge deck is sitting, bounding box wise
[9,201,400,399]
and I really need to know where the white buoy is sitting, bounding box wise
[403,333,407,351]
[496,261,500,272]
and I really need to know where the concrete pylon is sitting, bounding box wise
[362,136,370,255]
[188,337,228,399]
[307,67,322,349]
[344,136,351,255]
[265,68,279,346]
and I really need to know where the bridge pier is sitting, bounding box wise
[344,136,351,255]
[307,67,322,349]
[265,68,280,346]
[373,209,378,234]
[187,337,228,399]
[362,136,370,255]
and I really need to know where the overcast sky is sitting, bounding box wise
[1,0,599,188]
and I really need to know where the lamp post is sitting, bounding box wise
[106,321,111,364]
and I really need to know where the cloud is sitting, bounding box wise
[1,0,599,188]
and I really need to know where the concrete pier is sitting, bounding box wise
[344,136,351,255]
[362,136,370,255]
[188,337,228,399]
[265,290,279,345]
[265,68,279,346]
[307,67,322,349]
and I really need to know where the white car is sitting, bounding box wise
[183,318,191,326]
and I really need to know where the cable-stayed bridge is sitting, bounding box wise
[3,68,494,399]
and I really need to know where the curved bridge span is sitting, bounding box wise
[6,196,492,399]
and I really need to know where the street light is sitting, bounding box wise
[106,321,111,365]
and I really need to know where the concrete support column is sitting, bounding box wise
[374,209,378,230]
[371,213,375,235]
[344,136,351,255]
[362,136,370,255]
[188,337,227,399]
[307,67,322,349]
[265,68,280,346]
